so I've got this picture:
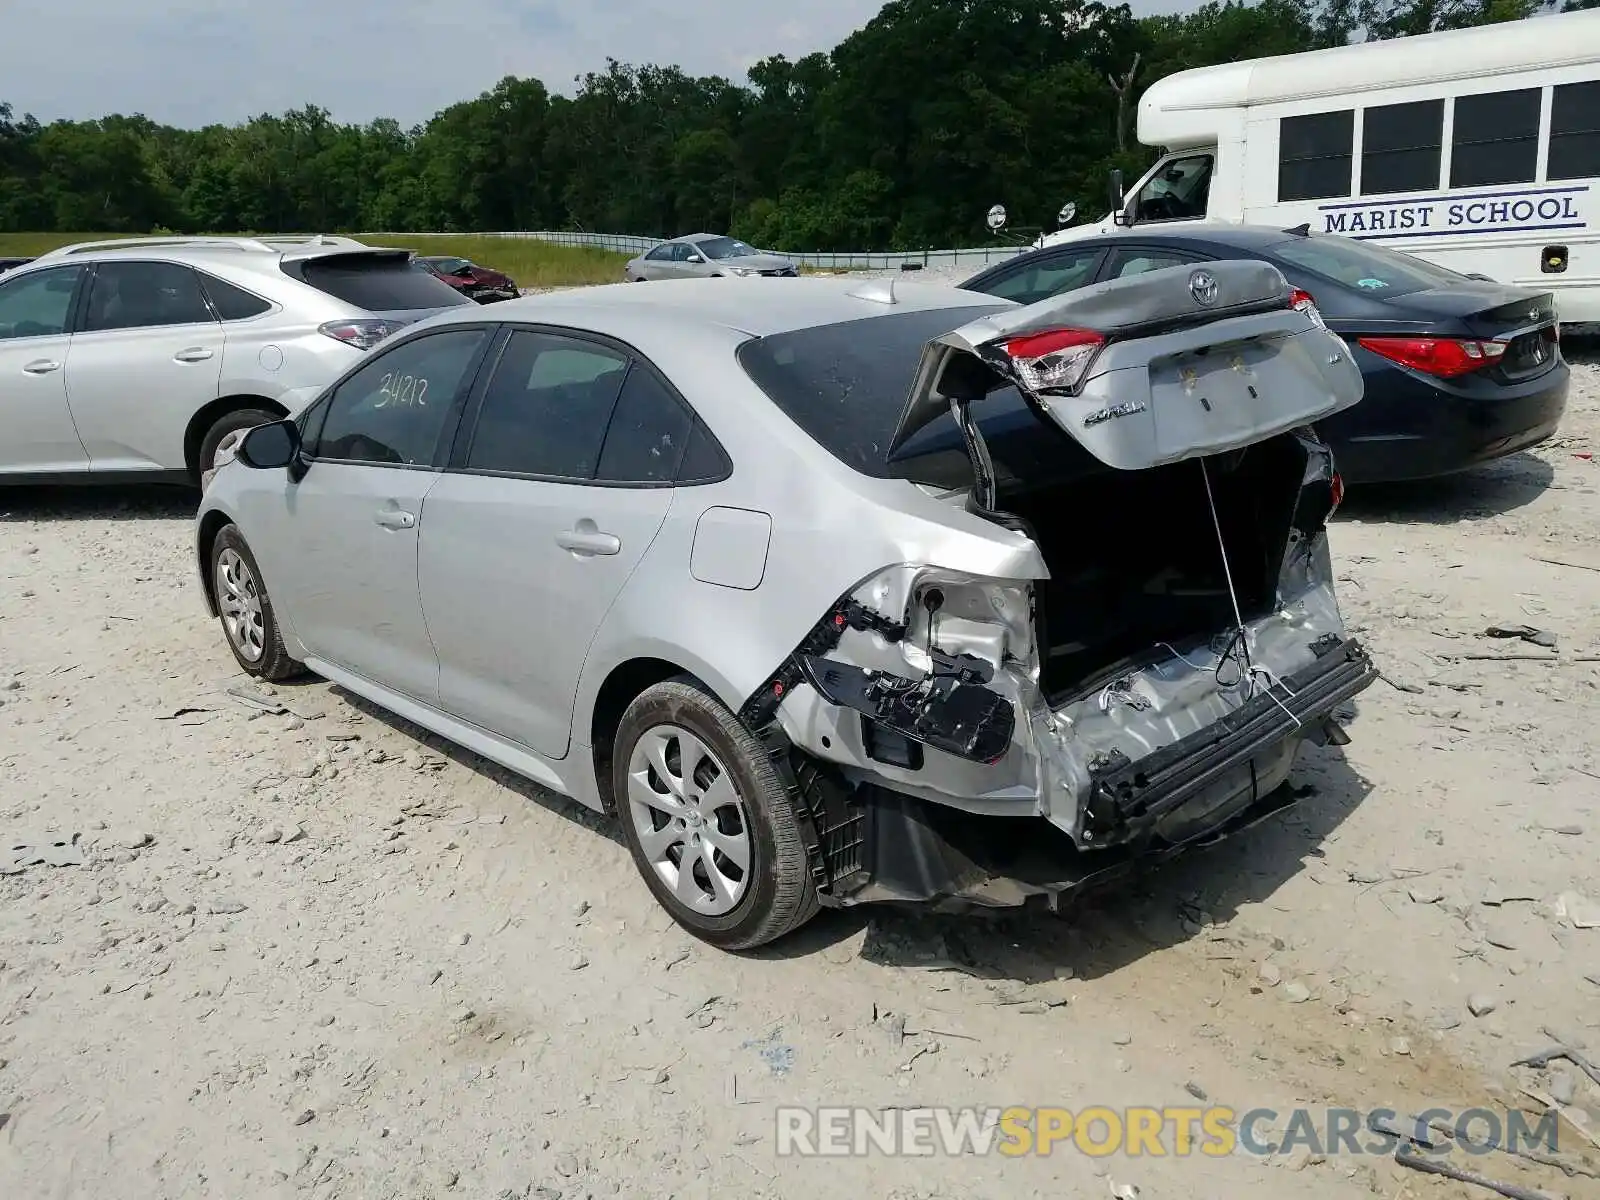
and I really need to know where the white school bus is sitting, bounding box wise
[1040,10,1600,320]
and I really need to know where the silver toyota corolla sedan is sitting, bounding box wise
[195,266,1377,950]
[624,234,798,282]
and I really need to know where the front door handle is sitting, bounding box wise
[174,347,215,363]
[374,509,416,529]
[556,526,621,556]
[22,359,61,375]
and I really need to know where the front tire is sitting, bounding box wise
[612,678,819,950]
[211,524,303,681]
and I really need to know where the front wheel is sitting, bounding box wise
[612,678,819,950]
[210,524,303,681]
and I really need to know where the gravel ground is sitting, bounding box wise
[1,351,1598,1199]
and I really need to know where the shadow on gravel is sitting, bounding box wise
[1336,453,1555,526]
[0,483,198,522]
[843,745,1375,982]
[326,684,624,848]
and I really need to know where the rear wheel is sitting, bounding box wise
[210,524,303,681]
[612,678,819,950]
[198,407,277,490]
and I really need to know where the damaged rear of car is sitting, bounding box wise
[736,260,1378,917]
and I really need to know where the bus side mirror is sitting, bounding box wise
[1109,169,1131,226]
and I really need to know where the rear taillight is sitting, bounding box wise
[318,318,408,351]
[1001,328,1106,393]
[1356,335,1506,378]
[1288,288,1326,328]
[1329,471,1345,514]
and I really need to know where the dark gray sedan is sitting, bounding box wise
[625,234,798,282]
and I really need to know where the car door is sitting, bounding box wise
[0,264,90,475]
[268,325,494,703]
[968,244,1109,306]
[639,245,676,282]
[1096,244,1211,284]
[419,327,688,760]
[63,260,226,472]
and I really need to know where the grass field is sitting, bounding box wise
[0,232,630,288]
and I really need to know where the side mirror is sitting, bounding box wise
[236,419,301,470]
[687,254,705,264]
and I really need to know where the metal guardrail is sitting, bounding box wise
[384,229,1028,272]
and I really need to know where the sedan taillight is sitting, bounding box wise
[318,318,408,351]
[1357,335,1507,379]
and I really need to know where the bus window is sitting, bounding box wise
[1278,110,1354,202]
[1451,88,1540,187]
[1131,154,1214,222]
[1361,99,1443,195]
[1549,81,1600,182]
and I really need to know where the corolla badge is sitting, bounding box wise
[1188,269,1219,307]
[1083,400,1148,428]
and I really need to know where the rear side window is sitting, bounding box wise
[1549,81,1600,181]
[736,304,1011,478]
[975,245,1102,306]
[294,254,472,312]
[198,271,272,320]
[1267,235,1465,298]
[465,331,629,479]
[1450,89,1540,188]
[595,366,693,483]
[83,261,215,331]
[1278,110,1354,202]
[1361,99,1443,195]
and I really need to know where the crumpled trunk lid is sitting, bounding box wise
[891,259,1365,472]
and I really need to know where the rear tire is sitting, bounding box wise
[612,678,819,950]
[210,524,303,681]
[198,407,277,490]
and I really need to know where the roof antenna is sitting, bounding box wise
[846,276,898,305]
[1285,222,1311,237]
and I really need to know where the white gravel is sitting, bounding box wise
[1,359,1597,1198]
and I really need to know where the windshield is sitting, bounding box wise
[1266,234,1466,298]
[697,237,758,260]
[737,304,1015,478]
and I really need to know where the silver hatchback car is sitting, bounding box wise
[0,235,471,487]
[196,267,1376,950]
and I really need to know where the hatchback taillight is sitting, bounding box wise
[1356,335,1506,378]
[318,318,408,351]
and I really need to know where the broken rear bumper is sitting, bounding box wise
[804,637,1377,911]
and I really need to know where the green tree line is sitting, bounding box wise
[0,0,1544,251]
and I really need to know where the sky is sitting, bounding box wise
[5,0,1186,129]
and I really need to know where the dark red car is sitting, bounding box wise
[414,255,518,303]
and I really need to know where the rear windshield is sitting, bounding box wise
[1265,234,1466,298]
[293,254,472,312]
[736,304,1010,477]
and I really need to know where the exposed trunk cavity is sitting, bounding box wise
[1003,431,1309,702]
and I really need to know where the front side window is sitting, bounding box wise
[465,330,629,479]
[975,246,1102,307]
[83,261,214,332]
[1451,88,1540,188]
[0,266,82,341]
[1549,81,1600,181]
[310,328,488,466]
[1361,99,1443,195]
[1132,155,1214,222]
[1278,110,1354,202]
[645,245,674,261]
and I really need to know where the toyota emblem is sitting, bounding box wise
[1189,269,1219,307]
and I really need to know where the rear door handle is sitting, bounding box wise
[374,509,416,529]
[556,527,621,556]
[174,347,214,363]
[22,359,61,375]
